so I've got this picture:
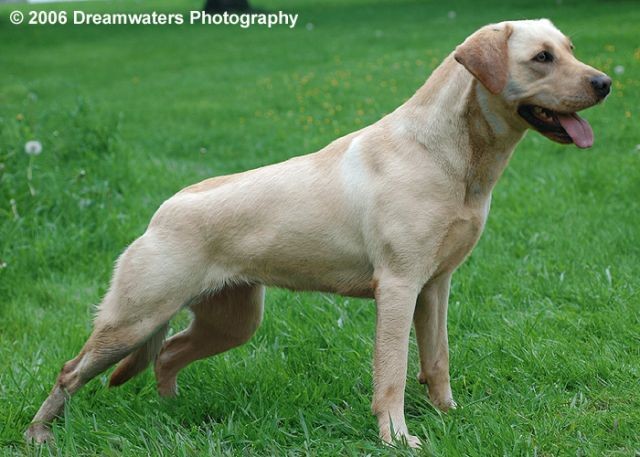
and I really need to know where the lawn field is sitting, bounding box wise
[1,0,639,455]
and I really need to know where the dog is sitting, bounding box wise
[26,19,610,447]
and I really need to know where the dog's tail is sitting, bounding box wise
[108,324,169,387]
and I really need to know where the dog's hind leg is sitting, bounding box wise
[25,232,207,444]
[154,283,264,397]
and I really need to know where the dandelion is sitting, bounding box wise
[0,260,7,270]
[9,198,19,219]
[24,141,42,196]
[25,140,42,156]
[614,65,625,75]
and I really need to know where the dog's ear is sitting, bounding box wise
[454,23,513,95]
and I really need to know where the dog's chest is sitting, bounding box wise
[434,205,489,274]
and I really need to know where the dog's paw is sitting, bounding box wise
[155,363,178,398]
[157,380,178,398]
[418,373,457,412]
[430,394,457,412]
[24,423,54,445]
[403,434,423,449]
[382,432,422,449]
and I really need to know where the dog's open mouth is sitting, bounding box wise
[517,105,594,148]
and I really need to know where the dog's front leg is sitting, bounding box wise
[371,276,421,448]
[414,273,457,411]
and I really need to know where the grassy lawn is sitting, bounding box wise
[1,0,639,455]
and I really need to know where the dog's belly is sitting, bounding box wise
[266,272,376,299]
[240,243,376,298]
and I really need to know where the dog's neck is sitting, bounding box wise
[399,54,526,203]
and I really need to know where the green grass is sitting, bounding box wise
[1,0,639,455]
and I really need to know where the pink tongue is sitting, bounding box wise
[557,113,594,148]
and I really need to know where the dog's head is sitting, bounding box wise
[454,19,611,148]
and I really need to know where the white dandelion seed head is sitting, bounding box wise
[614,65,624,75]
[25,140,42,156]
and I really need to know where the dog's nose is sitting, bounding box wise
[590,74,612,98]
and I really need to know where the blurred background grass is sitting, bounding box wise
[1,0,639,455]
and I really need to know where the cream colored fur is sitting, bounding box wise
[26,19,609,448]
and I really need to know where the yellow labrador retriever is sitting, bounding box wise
[26,19,610,447]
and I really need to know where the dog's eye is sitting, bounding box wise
[533,51,554,63]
